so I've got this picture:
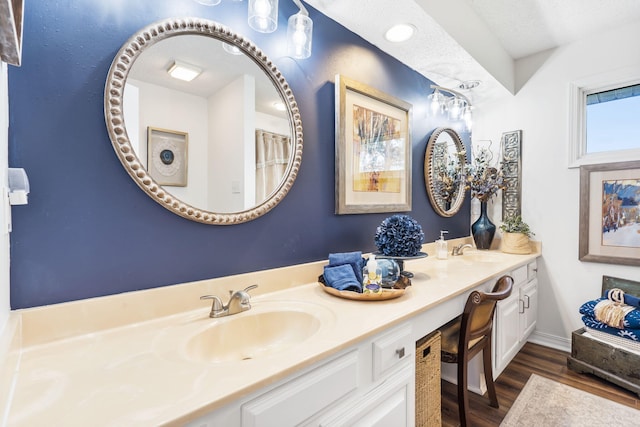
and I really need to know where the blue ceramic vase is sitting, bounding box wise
[472,201,496,250]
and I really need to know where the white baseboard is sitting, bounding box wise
[527,331,571,353]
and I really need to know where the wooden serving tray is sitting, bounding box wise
[318,282,406,301]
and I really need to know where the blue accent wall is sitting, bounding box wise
[8,0,471,309]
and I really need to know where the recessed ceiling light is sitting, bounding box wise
[459,80,481,90]
[167,60,202,82]
[384,24,416,43]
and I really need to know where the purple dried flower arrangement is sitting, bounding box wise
[374,214,425,257]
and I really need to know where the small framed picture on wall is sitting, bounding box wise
[147,127,188,187]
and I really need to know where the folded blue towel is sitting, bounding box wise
[579,298,640,329]
[329,251,364,284]
[603,289,640,308]
[323,264,362,293]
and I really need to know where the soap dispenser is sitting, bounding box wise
[363,254,382,294]
[436,230,449,260]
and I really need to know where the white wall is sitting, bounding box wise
[133,79,209,209]
[208,75,255,212]
[474,21,640,350]
[0,62,10,332]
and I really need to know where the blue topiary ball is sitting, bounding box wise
[374,215,425,257]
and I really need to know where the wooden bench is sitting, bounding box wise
[567,275,640,397]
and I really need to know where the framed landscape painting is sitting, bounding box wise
[579,160,640,265]
[335,75,412,214]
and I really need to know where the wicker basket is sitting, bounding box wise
[415,330,441,427]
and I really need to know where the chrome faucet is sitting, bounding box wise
[451,243,473,256]
[200,284,258,318]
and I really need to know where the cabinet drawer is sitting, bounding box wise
[372,322,412,381]
[511,264,528,286]
[527,260,538,281]
[242,350,358,427]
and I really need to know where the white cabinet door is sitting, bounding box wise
[493,292,520,376]
[242,351,359,427]
[520,278,538,340]
[318,363,413,427]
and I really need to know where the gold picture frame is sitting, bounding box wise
[579,160,640,265]
[147,127,188,187]
[335,75,412,214]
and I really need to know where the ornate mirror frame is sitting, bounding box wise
[424,127,467,217]
[104,18,303,224]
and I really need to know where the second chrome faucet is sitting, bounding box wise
[451,243,473,256]
[200,284,258,318]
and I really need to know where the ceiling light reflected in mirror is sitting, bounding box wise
[167,60,202,82]
[222,42,243,55]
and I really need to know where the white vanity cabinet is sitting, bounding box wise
[188,322,415,427]
[493,260,538,376]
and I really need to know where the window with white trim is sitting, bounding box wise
[569,68,640,167]
[586,84,640,154]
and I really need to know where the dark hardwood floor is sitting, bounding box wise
[440,342,640,426]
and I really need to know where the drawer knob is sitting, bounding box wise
[395,347,405,359]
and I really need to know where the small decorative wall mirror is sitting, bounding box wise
[424,127,467,217]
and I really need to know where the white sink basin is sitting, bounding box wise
[169,301,335,363]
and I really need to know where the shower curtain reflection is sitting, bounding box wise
[256,129,292,203]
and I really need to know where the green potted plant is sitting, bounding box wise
[499,216,534,254]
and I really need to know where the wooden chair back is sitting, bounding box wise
[461,275,514,346]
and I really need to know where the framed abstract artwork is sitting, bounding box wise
[579,160,640,265]
[335,75,412,214]
[147,127,188,187]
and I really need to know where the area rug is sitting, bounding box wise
[500,374,639,426]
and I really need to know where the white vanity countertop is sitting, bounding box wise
[1,243,540,426]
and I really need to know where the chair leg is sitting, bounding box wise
[482,342,499,408]
[457,357,470,427]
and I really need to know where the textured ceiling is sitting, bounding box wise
[305,0,640,105]
[466,0,640,59]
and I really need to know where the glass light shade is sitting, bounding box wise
[447,97,465,120]
[427,90,445,115]
[287,13,313,59]
[248,0,278,33]
[194,0,222,5]
[463,106,473,131]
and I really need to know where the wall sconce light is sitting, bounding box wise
[428,84,474,131]
[248,0,279,33]
[167,60,202,82]
[287,0,313,59]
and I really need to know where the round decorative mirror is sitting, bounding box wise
[424,127,467,217]
[104,18,303,224]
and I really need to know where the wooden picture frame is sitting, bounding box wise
[147,127,188,187]
[335,75,412,214]
[579,160,640,265]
